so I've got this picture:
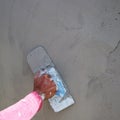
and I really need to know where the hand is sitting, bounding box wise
[33,71,56,100]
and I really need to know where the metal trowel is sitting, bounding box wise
[27,46,75,112]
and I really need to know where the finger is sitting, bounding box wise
[34,71,40,79]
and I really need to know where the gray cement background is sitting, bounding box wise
[0,0,120,119]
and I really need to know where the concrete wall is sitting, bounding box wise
[0,0,120,119]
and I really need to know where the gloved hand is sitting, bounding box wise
[33,71,56,100]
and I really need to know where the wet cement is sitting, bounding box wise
[0,0,120,119]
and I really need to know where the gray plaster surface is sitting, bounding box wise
[0,0,120,119]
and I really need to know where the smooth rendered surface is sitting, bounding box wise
[0,0,120,119]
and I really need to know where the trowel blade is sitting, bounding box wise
[27,46,75,112]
